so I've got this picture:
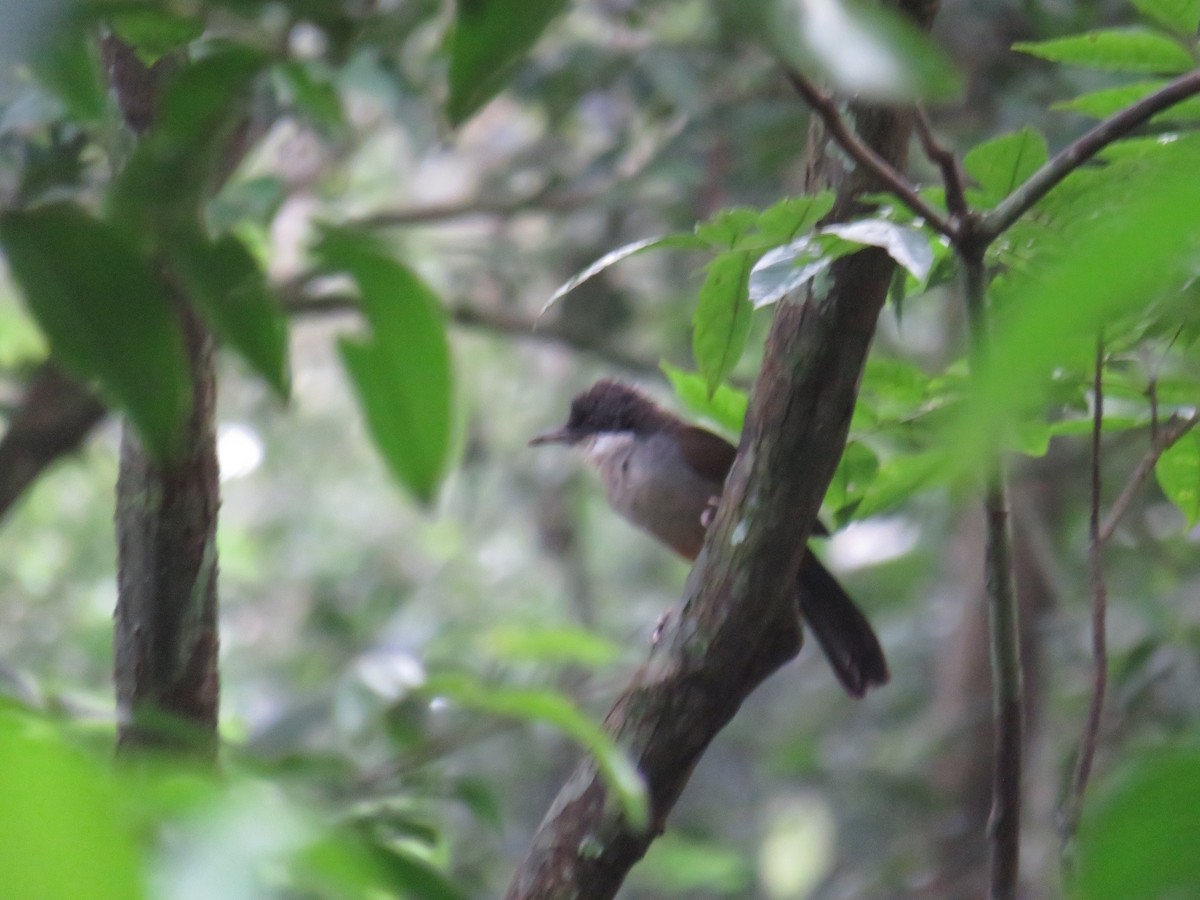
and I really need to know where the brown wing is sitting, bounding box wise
[675,425,737,485]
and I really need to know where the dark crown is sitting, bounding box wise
[565,380,672,436]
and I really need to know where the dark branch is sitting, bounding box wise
[1061,335,1109,844]
[981,69,1200,241]
[914,107,969,219]
[784,69,956,239]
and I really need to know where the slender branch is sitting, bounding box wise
[1098,411,1200,545]
[1061,335,1109,842]
[981,69,1200,241]
[964,251,1024,900]
[914,107,969,219]
[784,69,957,240]
[355,186,603,229]
[282,289,662,376]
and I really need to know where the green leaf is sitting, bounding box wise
[964,128,1049,202]
[427,674,649,832]
[445,0,569,125]
[695,207,763,250]
[110,47,267,239]
[31,13,106,123]
[0,203,191,460]
[0,709,144,900]
[485,626,620,667]
[274,61,345,131]
[1056,80,1200,122]
[171,234,290,398]
[768,0,962,102]
[692,251,754,395]
[822,219,934,282]
[950,137,1200,480]
[1131,0,1200,36]
[1156,429,1200,527]
[316,229,453,506]
[109,8,204,64]
[826,441,880,523]
[661,362,748,435]
[540,233,704,317]
[755,192,836,246]
[1013,29,1195,75]
[1074,745,1200,900]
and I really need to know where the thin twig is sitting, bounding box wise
[963,250,1023,900]
[1061,334,1109,842]
[784,70,957,240]
[981,69,1200,241]
[282,289,663,376]
[356,186,603,229]
[914,107,969,220]
[1098,412,1200,544]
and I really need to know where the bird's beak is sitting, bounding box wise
[528,427,574,447]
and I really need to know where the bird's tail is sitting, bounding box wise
[797,553,889,697]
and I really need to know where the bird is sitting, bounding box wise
[530,379,889,697]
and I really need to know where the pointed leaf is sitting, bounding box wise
[317,230,453,505]
[692,251,754,394]
[1131,0,1200,36]
[0,204,191,459]
[755,192,836,246]
[31,12,106,123]
[1156,429,1200,527]
[964,128,1049,202]
[109,8,204,64]
[1014,29,1195,75]
[110,47,267,238]
[1055,80,1200,122]
[427,674,649,831]
[661,362,748,434]
[540,234,702,317]
[821,219,934,282]
[446,0,569,125]
[171,234,290,398]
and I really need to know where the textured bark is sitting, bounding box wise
[114,299,220,755]
[0,363,106,521]
[504,5,939,896]
[105,35,222,756]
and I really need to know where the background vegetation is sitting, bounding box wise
[0,0,1198,897]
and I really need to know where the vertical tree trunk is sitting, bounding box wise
[114,298,221,756]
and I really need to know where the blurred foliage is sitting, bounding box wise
[0,0,1198,898]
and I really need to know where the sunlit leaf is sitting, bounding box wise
[1131,0,1200,36]
[316,229,453,506]
[171,233,290,398]
[0,710,144,900]
[540,234,704,317]
[0,203,191,460]
[755,192,836,246]
[692,251,754,395]
[1074,745,1200,900]
[963,128,1049,202]
[662,361,748,434]
[445,0,569,125]
[821,219,934,282]
[485,626,621,667]
[1156,428,1200,527]
[694,207,762,250]
[427,674,649,831]
[769,0,961,102]
[826,441,880,523]
[1014,29,1195,75]
[1056,80,1200,122]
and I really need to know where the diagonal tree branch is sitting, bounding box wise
[504,5,940,896]
[981,69,1200,241]
[784,69,956,239]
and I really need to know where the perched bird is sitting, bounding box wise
[530,379,888,697]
